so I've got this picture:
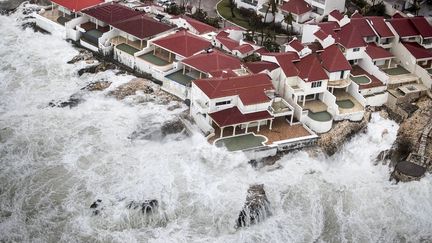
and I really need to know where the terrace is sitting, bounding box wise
[165,70,195,87]
[333,89,364,114]
[40,7,73,25]
[350,66,386,89]
[115,43,140,55]
[137,52,171,66]
[79,22,110,47]
[210,117,313,148]
[111,36,144,50]
[327,78,351,89]
[299,99,333,122]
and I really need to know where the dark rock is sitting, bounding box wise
[67,50,94,64]
[160,119,185,136]
[127,199,158,214]
[391,160,427,182]
[90,199,102,209]
[92,210,100,216]
[167,103,181,111]
[49,93,83,108]
[129,126,162,141]
[77,62,116,76]
[236,184,271,228]
[81,81,112,91]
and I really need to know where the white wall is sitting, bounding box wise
[366,92,388,106]
[348,82,367,107]
[357,56,389,83]
[238,98,270,114]
[114,47,135,68]
[328,70,350,81]
[65,16,89,41]
[345,47,366,61]
[34,13,65,36]
[301,24,319,43]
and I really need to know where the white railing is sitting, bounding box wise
[301,113,332,134]
[348,82,367,107]
[321,90,338,117]
[65,16,88,41]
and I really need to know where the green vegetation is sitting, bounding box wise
[217,0,252,29]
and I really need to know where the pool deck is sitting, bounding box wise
[209,117,313,146]
[333,90,364,114]
[300,100,328,113]
[351,66,386,89]
[165,70,195,87]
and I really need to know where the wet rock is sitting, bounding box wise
[391,160,427,182]
[318,111,371,156]
[90,199,103,216]
[160,118,185,136]
[127,199,158,214]
[81,81,112,91]
[167,103,181,111]
[129,126,162,140]
[67,50,94,64]
[77,62,116,76]
[90,199,102,209]
[236,184,271,228]
[48,93,83,108]
[108,78,155,100]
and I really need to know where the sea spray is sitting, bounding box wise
[1,6,432,243]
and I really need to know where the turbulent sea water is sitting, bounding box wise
[1,9,432,243]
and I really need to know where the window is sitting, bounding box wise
[216,100,231,106]
[353,47,360,52]
[311,81,322,88]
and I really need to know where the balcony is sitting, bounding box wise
[267,97,294,117]
[241,0,258,6]
[327,79,351,89]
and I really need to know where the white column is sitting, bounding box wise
[269,119,273,130]
[290,114,294,124]
[302,96,306,107]
[220,127,224,138]
[232,125,236,136]
[183,65,186,74]
[245,123,249,133]
[257,122,261,132]
[388,58,392,68]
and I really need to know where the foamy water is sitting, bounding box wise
[1,8,432,243]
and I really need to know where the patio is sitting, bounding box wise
[351,66,385,89]
[111,36,144,50]
[138,52,170,66]
[333,90,364,114]
[209,117,313,145]
[382,65,410,75]
[300,100,328,113]
[81,29,104,46]
[41,8,72,25]
[116,43,139,55]
[165,70,195,87]
[214,133,267,151]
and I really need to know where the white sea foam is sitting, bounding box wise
[0,8,432,243]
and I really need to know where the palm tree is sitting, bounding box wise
[283,12,294,37]
[229,0,236,18]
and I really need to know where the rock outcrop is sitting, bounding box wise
[318,111,371,156]
[68,49,94,64]
[126,199,159,214]
[160,119,185,136]
[380,97,432,182]
[82,81,112,91]
[90,199,103,216]
[108,78,155,100]
[78,62,116,76]
[236,184,271,228]
[48,92,83,108]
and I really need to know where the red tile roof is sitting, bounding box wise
[365,43,394,60]
[193,73,274,105]
[182,50,242,74]
[410,17,432,39]
[351,12,363,18]
[82,2,141,25]
[244,61,279,74]
[329,10,344,21]
[295,54,328,82]
[366,16,394,38]
[255,47,270,55]
[287,39,304,52]
[392,12,405,18]
[350,18,377,38]
[320,44,352,72]
[402,42,432,60]
[233,44,254,54]
[52,0,103,12]
[208,69,238,78]
[152,30,212,57]
[337,24,366,48]
[111,15,174,40]
[280,0,311,15]
[388,18,419,37]
[318,22,340,34]
[314,29,329,40]
[209,107,272,127]
[174,15,217,34]
[215,31,240,51]
[274,52,300,77]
